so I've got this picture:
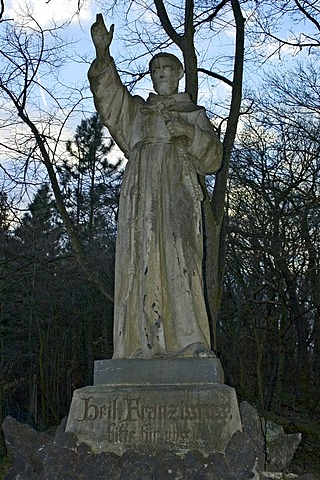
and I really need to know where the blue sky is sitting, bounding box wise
[1,0,318,189]
[0,0,318,214]
[3,0,318,118]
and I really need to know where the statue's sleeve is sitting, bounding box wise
[88,58,139,158]
[186,109,223,175]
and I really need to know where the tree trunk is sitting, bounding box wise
[207,0,244,349]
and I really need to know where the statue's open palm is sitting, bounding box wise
[91,13,114,59]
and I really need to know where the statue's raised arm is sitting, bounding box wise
[88,15,138,156]
[90,14,114,72]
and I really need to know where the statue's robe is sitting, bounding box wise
[88,57,223,358]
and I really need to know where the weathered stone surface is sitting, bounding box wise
[2,408,315,480]
[117,450,218,480]
[74,451,122,480]
[266,420,302,472]
[225,430,257,479]
[208,429,259,480]
[183,450,218,480]
[260,473,298,479]
[121,451,161,480]
[94,357,224,386]
[66,381,242,456]
[36,441,78,480]
[208,451,234,480]
[240,401,266,470]
[296,475,318,480]
[2,416,123,480]
[260,474,318,480]
[121,450,178,480]
[120,462,153,480]
[2,415,50,479]
[149,453,185,479]
[266,421,285,443]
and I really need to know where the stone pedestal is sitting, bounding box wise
[66,358,242,456]
[94,357,224,385]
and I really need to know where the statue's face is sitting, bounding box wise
[151,57,183,96]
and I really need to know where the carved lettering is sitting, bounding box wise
[78,397,120,422]
[168,404,178,420]
[165,427,190,442]
[157,405,167,420]
[107,423,135,443]
[78,395,229,424]
[76,395,227,445]
[184,404,199,420]
[123,397,141,421]
[140,423,159,443]
[146,404,157,420]
[78,397,99,421]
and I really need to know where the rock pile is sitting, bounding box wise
[1,402,317,480]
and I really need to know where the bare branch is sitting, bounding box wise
[153,0,183,47]
[194,0,229,28]
[198,67,233,87]
[294,0,320,32]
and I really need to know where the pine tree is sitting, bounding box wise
[61,113,122,246]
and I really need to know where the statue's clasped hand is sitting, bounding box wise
[161,107,194,144]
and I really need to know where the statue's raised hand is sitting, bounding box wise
[91,13,114,60]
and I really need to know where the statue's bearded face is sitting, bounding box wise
[151,57,183,96]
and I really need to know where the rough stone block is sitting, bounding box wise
[224,430,257,478]
[267,431,302,472]
[2,415,50,479]
[240,401,266,470]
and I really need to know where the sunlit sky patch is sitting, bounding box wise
[1,0,318,154]
[6,0,92,26]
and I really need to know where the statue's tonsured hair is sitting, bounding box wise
[149,52,184,74]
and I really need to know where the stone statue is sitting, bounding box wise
[88,14,223,359]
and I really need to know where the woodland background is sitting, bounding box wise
[0,0,319,477]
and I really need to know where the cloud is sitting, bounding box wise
[6,0,91,27]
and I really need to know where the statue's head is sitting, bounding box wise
[149,53,184,96]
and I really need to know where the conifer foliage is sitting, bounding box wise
[0,115,122,429]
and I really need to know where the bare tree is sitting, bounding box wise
[247,0,320,59]
[0,14,115,301]
[222,60,320,407]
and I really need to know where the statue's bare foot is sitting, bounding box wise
[193,343,216,358]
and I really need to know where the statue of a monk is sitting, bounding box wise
[88,14,223,359]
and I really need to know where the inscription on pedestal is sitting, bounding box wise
[77,394,232,446]
[66,384,242,455]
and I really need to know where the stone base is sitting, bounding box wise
[94,357,224,385]
[66,358,241,456]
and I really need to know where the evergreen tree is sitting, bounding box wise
[61,113,122,246]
